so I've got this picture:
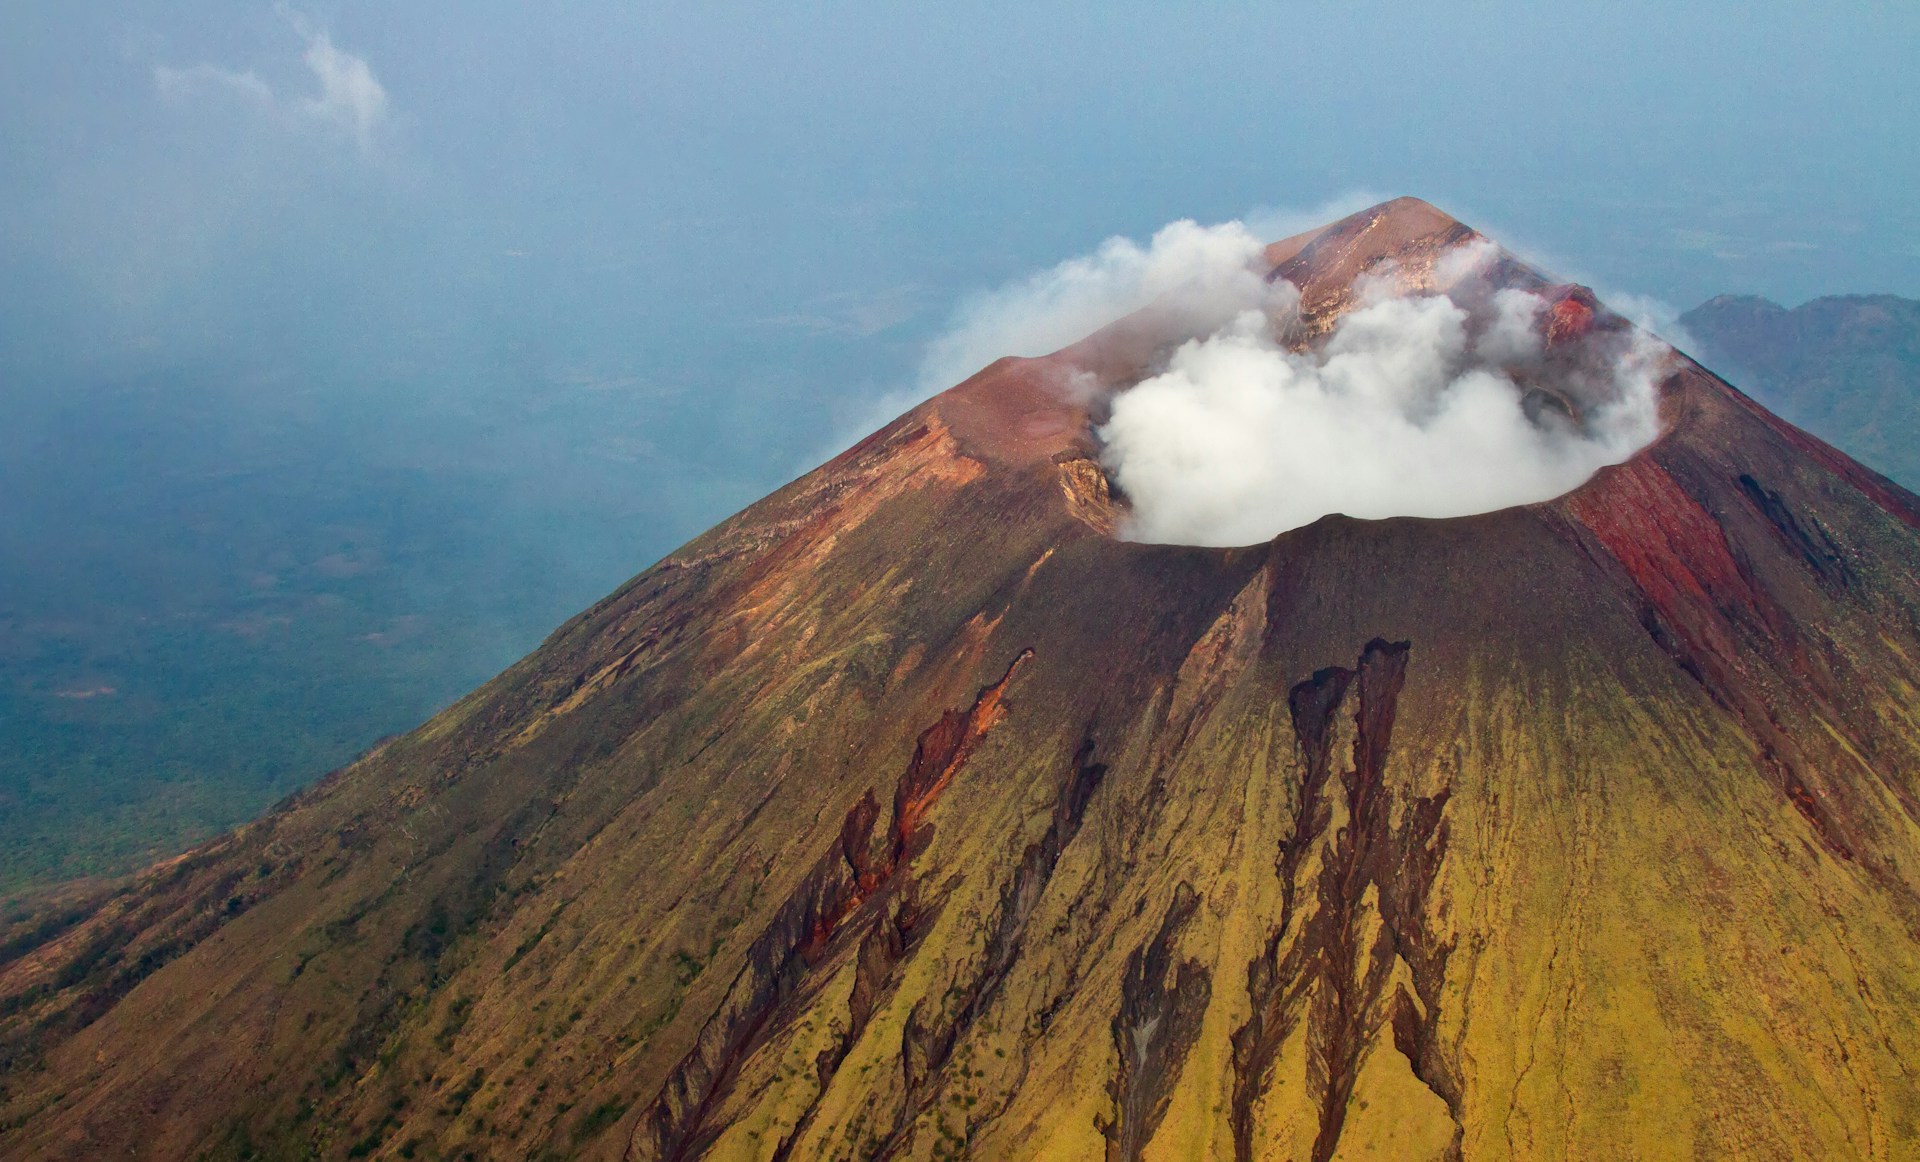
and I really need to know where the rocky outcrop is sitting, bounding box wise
[1230,640,1457,1162]
[629,652,1032,1161]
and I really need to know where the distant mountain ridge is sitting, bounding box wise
[1682,292,1920,490]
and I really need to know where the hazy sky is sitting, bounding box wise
[4,0,1918,604]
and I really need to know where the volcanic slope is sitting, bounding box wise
[5,198,1920,1161]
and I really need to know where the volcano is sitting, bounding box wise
[4,198,1920,1161]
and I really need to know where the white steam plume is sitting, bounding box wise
[818,217,1279,462]
[861,210,1667,545]
[924,214,1667,545]
[1100,282,1666,546]
[916,219,1272,395]
[912,195,1382,402]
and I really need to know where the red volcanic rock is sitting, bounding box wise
[1540,284,1601,347]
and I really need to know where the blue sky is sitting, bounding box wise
[4,0,1918,614]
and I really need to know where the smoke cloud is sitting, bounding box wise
[822,216,1283,462]
[911,216,1668,547]
[916,219,1273,395]
[1100,278,1665,545]
[913,195,1381,400]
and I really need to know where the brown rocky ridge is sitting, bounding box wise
[2,197,1919,1160]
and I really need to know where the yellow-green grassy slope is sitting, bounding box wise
[2,199,1919,1161]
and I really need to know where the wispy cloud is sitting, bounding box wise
[917,218,1273,395]
[154,12,389,154]
[292,23,387,150]
[153,62,277,106]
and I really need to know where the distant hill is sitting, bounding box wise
[1681,293,1920,490]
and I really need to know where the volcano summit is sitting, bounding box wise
[4,198,1919,1161]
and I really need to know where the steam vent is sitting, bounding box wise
[5,198,1920,1160]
